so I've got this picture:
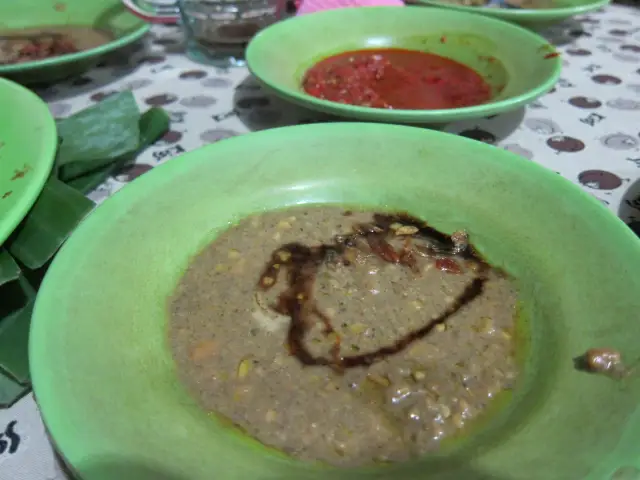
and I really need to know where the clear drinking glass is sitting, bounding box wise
[123,0,286,67]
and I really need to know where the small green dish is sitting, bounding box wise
[31,123,640,480]
[0,77,58,245]
[0,0,150,85]
[417,0,610,27]
[246,7,561,124]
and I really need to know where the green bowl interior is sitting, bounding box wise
[0,78,58,244]
[419,0,610,24]
[31,123,640,480]
[246,7,561,124]
[0,0,149,75]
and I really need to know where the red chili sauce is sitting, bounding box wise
[302,48,493,110]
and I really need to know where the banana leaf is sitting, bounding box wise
[67,107,170,194]
[0,371,28,408]
[0,276,35,384]
[6,178,94,270]
[0,302,34,385]
[56,91,141,182]
[6,95,169,270]
[0,274,35,407]
[0,92,170,406]
[0,249,20,288]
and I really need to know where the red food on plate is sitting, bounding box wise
[302,48,493,110]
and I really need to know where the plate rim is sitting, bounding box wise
[415,0,611,21]
[0,77,58,245]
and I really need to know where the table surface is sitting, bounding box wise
[1,5,640,479]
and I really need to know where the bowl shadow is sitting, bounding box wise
[233,74,525,144]
[534,17,596,47]
[148,24,187,55]
[618,176,640,237]
[29,38,146,103]
[56,456,190,480]
[49,418,516,480]
[56,454,516,480]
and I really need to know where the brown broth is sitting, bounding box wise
[169,206,521,466]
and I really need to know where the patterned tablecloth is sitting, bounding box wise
[1,5,640,479]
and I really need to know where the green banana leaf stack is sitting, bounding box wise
[0,92,169,407]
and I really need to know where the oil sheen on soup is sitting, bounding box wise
[169,206,520,466]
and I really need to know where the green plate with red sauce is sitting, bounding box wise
[246,6,561,124]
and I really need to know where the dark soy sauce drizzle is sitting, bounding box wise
[257,212,490,372]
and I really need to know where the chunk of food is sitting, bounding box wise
[577,347,627,378]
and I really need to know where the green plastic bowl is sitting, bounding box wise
[246,7,561,124]
[31,123,640,480]
[0,78,58,245]
[416,0,610,27]
[0,0,149,85]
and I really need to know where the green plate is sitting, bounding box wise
[416,0,610,27]
[0,78,57,245]
[31,123,640,480]
[246,7,561,124]
[0,0,150,85]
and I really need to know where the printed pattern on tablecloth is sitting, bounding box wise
[0,395,60,480]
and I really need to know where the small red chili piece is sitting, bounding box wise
[367,235,400,263]
[435,257,462,274]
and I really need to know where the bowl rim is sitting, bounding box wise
[246,6,563,122]
[0,22,150,74]
[417,0,610,21]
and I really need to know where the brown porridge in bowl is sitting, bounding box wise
[169,206,521,467]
